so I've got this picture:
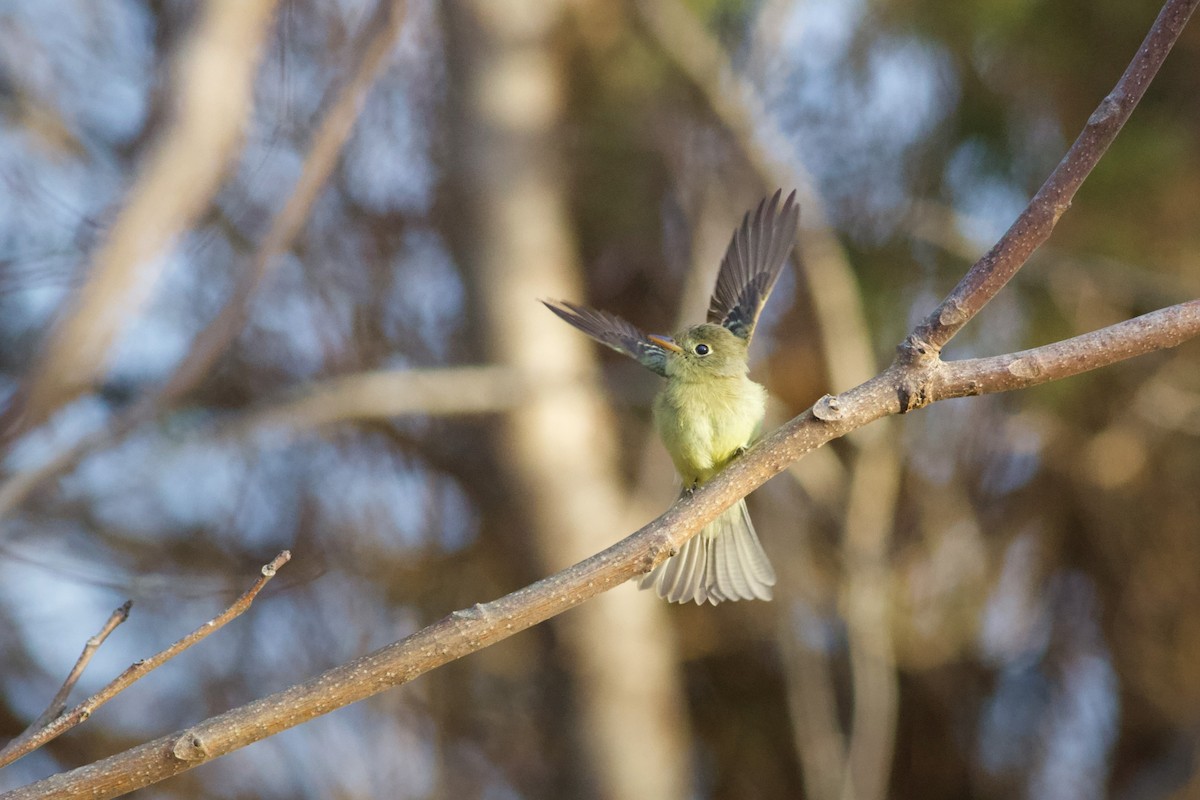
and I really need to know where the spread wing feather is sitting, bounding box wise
[541,299,670,377]
[707,189,799,341]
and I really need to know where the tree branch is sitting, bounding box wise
[6,296,1198,799]
[456,0,691,793]
[931,300,1200,401]
[0,552,289,771]
[0,602,131,764]
[907,0,1198,356]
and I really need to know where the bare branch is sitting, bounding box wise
[7,297,1199,797]
[0,602,132,763]
[780,624,847,800]
[8,0,281,437]
[930,300,1200,402]
[0,552,289,770]
[907,0,1199,356]
[839,448,901,800]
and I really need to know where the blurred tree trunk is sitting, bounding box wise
[447,1,689,798]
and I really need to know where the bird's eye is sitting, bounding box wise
[694,343,711,356]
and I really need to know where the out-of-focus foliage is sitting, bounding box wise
[0,0,1198,798]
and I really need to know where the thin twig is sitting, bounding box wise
[907,0,1199,356]
[0,552,290,770]
[6,302,1199,798]
[0,602,132,763]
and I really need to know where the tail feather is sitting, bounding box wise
[639,499,776,605]
[663,527,700,601]
[731,500,775,593]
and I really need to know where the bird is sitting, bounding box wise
[543,189,798,605]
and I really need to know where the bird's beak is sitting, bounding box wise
[647,334,683,353]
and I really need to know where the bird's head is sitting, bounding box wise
[647,323,750,380]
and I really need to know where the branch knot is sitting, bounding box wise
[812,394,844,421]
[1007,356,1043,380]
[1087,90,1125,127]
[936,298,969,329]
[896,374,934,413]
[896,334,942,367]
[172,730,210,762]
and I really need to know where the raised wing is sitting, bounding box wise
[542,299,670,377]
[707,189,799,341]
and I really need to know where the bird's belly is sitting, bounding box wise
[653,379,765,487]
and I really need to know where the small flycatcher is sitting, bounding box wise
[544,190,798,605]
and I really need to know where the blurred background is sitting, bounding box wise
[0,0,1198,797]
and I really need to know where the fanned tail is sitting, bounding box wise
[638,499,776,605]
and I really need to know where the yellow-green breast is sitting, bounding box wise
[652,373,767,487]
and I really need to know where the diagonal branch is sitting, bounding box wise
[907,0,1199,356]
[0,552,289,771]
[932,300,1200,399]
[0,602,131,764]
[5,300,1198,799]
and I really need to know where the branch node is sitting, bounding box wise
[261,550,292,577]
[1051,199,1073,224]
[1007,356,1043,380]
[451,603,492,622]
[936,299,969,329]
[896,373,935,413]
[896,334,943,369]
[637,540,676,575]
[1088,90,1125,127]
[172,730,210,762]
[812,394,844,421]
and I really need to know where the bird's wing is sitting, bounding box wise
[542,299,670,377]
[707,189,799,341]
